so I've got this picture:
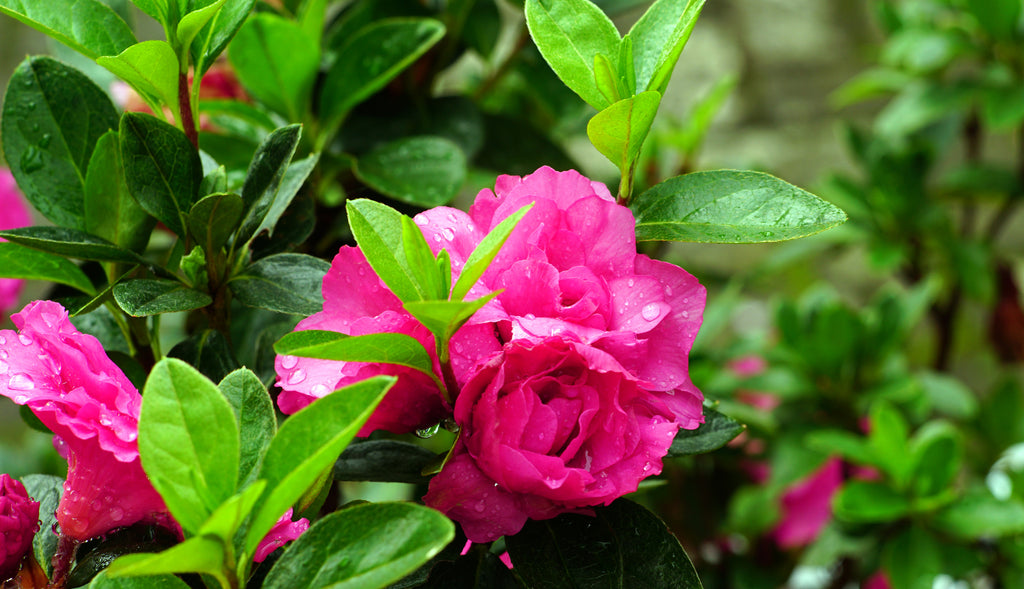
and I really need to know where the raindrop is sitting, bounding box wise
[9,373,35,390]
[310,383,329,396]
[287,369,307,385]
[281,355,298,370]
[473,503,485,513]
[681,311,689,318]
[109,506,124,522]
[640,303,660,322]
[20,146,43,173]
[0,335,5,344]
[627,278,634,287]
[26,100,36,110]
[18,334,33,346]
[415,423,441,439]
[442,227,455,241]
[99,415,112,427]
[0,360,7,374]
[39,133,51,148]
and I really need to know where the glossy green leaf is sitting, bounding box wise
[833,481,911,523]
[274,330,438,381]
[197,480,266,541]
[22,474,62,578]
[166,329,240,384]
[451,203,533,301]
[506,499,702,588]
[631,170,848,243]
[404,292,498,343]
[188,192,243,251]
[667,406,744,457]
[229,253,329,316]
[346,199,422,302]
[251,153,318,242]
[97,41,179,115]
[69,525,182,588]
[524,0,621,110]
[85,132,155,254]
[354,136,467,207]
[594,53,622,105]
[262,502,454,589]
[402,215,445,300]
[139,358,240,534]
[120,112,202,238]
[104,536,227,583]
[0,0,135,59]
[0,226,145,264]
[229,13,319,121]
[629,0,705,93]
[320,18,446,127]
[587,91,661,172]
[243,376,395,558]
[176,0,227,54]
[128,0,166,24]
[236,125,302,244]
[89,571,192,589]
[189,0,257,74]
[333,440,436,484]
[0,243,94,294]
[112,279,212,316]
[933,490,1024,540]
[1,56,119,229]
[218,368,277,487]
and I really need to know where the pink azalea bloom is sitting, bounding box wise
[424,338,682,542]
[0,169,33,323]
[771,457,843,548]
[0,301,171,541]
[253,508,309,563]
[0,474,39,581]
[863,571,892,589]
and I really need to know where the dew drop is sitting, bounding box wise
[310,383,329,396]
[20,146,43,173]
[641,303,660,322]
[446,213,457,223]
[415,216,428,226]
[287,369,307,385]
[681,310,689,318]
[0,335,5,345]
[281,355,298,370]
[627,278,634,287]
[99,415,112,427]
[0,360,7,374]
[9,373,35,390]
[474,503,486,513]
[415,423,441,439]
[39,133,51,148]
[18,334,33,346]
[442,227,456,241]
[13,395,28,404]
[665,285,673,296]
[109,506,124,522]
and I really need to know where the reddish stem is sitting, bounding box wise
[46,535,78,589]
[178,72,198,149]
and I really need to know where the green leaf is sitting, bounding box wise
[236,125,302,244]
[70,525,181,588]
[189,0,257,75]
[345,199,422,302]
[0,226,145,263]
[262,503,454,589]
[404,292,499,344]
[524,0,621,110]
[667,406,743,457]
[251,153,318,242]
[197,480,266,541]
[22,474,62,578]
[120,112,202,238]
[933,489,1024,540]
[631,170,848,243]
[450,203,532,301]
[166,329,240,384]
[587,91,661,173]
[218,368,277,487]
[881,526,943,589]
[666,73,737,156]
[629,0,705,94]
[274,330,438,382]
[97,41,179,115]
[333,440,435,484]
[506,498,702,588]
[965,0,1021,41]
[112,279,212,316]
[0,0,135,59]
[353,136,467,207]
[229,253,329,316]
[402,215,445,300]
[176,0,228,54]
[104,536,227,582]
[89,571,192,589]
[188,192,243,251]
[85,132,155,253]
[128,0,166,24]
[833,481,911,523]
[0,243,94,294]
[1,56,119,229]
[139,358,240,534]
[243,376,395,558]
[805,429,875,465]
[594,53,622,105]
[917,371,978,420]
[320,18,445,128]
[228,13,319,121]
[908,421,962,498]
[869,401,911,486]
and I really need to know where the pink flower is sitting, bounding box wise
[771,457,843,548]
[863,571,892,589]
[423,338,683,542]
[275,248,500,435]
[0,474,39,580]
[253,508,309,563]
[417,166,706,428]
[0,169,33,323]
[0,301,171,541]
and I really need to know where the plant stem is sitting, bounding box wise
[179,72,199,149]
[46,535,79,589]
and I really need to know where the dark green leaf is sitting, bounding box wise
[524,0,621,110]
[228,13,319,121]
[908,421,962,498]
[88,572,191,589]
[0,226,145,263]
[218,368,277,487]
[631,170,848,243]
[21,474,62,578]
[112,279,212,316]
[333,440,436,484]
[274,330,438,381]
[262,503,455,589]
[587,91,661,173]
[667,406,744,457]
[120,112,202,238]
[69,524,181,588]
[346,199,422,302]
[236,125,302,244]
[320,18,446,127]
[244,376,395,558]
[188,192,243,251]
[0,243,94,294]
[85,132,155,254]
[1,56,119,229]
[354,136,467,207]
[96,41,179,114]
[0,0,135,59]
[251,153,318,242]
[629,0,705,94]
[139,358,240,534]
[881,526,943,589]
[965,0,1021,40]
[166,330,240,384]
[103,536,227,582]
[506,498,702,588]
[229,253,329,316]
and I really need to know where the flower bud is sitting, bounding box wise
[0,474,40,581]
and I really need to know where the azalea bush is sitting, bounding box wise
[15,0,1024,588]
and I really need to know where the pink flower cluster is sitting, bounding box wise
[0,474,38,581]
[276,167,706,541]
[0,168,33,323]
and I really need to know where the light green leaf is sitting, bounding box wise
[631,170,848,243]
[0,0,136,59]
[189,0,257,74]
[218,368,277,487]
[628,0,705,94]
[346,199,422,302]
[402,215,445,300]
[176,0,228,55]
[404,292,498,343]
[587,90,661,172]
[0,243,94,295]
[88,571,191,589]
[97,41,180,115]
[353,136,467,207]
[451,203,533,301]
[273,330,438,381]
[934,490,1024,540]
[104,536,227,583]
[197,480,266,541]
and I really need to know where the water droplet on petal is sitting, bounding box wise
[442,227,456,241]
[310,383,329,396]
[281,355,298,370]
[18,334,33,346]
[287,369,306,385]
[627,278,635,287]
[109,506,124,522]
[474,503,486,512]
[681,310,689,318]
[9,373,35,390]
[641,303,660,322]
[0,335,6,345]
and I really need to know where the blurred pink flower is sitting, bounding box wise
[424,338,682,542]
[0,301,171,541]
[253,508,309,563]
[863,571,892,589]
[0,474,39,581]
[0,169,33,323]
[771,457,843,548]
